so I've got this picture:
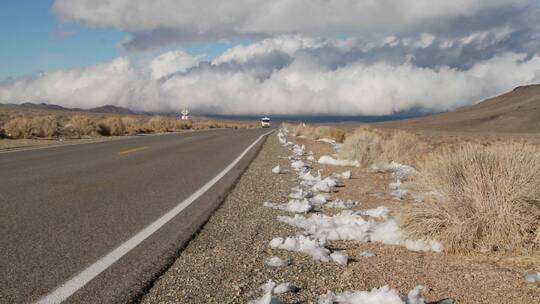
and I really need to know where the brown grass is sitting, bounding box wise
[3,116,59,138]
[338,127,384,167]
[338,127,428,167]
[70,115,97,137]
[146,116,173,133]
[283,123,346,142]
[380,130,427,165]
[401,143,540,253]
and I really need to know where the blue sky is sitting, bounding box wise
[0,1,125,80]
[0,1,252,81]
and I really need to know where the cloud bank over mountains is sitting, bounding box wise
[1,1,539,115]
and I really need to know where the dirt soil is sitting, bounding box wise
[141,132,540,304]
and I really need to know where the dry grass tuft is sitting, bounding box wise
[381,131,427,165]
[402,143,540,253]
[3,116,59,138]
[100,116,126,136]
[282,123,346,143]
[70,115,97,137]
[174,120,193,130]
[338,127,384,167]
[146,116,173,133]
[4,117,33,139]
[121,116,145,135]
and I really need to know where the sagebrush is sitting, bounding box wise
[401,143,540,253]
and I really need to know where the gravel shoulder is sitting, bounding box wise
[141,132,540,304]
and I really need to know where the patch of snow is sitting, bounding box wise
[361,206,391,219]
[267,256,290,267]
[264,199,313,213]
[289,188,314,199]
[375,161,417,180]
[248,280,283,304]
[318,155,360,167]
[359,251,376,258]
[390,180,409,200]
[310,193,330,205]
[291,160,309,171]
[292,144,305,156]
[326,199,357,209]
[525,272,540,283]
[307,155,316,161]
[311,176,339,193]
[269,235,331,262]
[277,212,442,252]
[335,170,352,179]
[330,251,349,265]
[272,165,288,174]
[274,282,298,294]
[318,285,425,304]
[317,138,337,144]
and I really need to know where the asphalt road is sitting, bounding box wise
[0,128,271,303]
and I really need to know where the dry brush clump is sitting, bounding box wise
[401,143,540,253]
[338,127,427,167]
[282,123,345,142]
[146,116,173,133]
[3,116,59,139]
[69,115,97,137]
[338,127,384,167]
[380,130,427,165]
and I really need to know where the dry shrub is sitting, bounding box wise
[338,127,384,167]
[70,115,97,137]
[381,131,427,165]
[282,123,345,142]
[121,116,146,135]
[4,117,33,139]
[30,116,59,137]
[147,116,173,133]
[174,120,193,130]
[402,143,540,253]
[100,116,126,136]
[3,116,58,138]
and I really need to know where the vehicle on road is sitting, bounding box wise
[261,117,271,128]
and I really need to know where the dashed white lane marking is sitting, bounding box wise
[35,130,273,304]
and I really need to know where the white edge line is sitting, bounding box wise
[35,130,273,304]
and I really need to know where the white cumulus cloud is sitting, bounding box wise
[1,36,539,115]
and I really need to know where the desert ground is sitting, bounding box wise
[141,86,539,303]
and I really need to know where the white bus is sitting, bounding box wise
[261,117,271,128]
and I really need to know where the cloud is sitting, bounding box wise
[1,36,539,115]
[53,0,532,49]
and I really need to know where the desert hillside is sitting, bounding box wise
[374,84,540,133]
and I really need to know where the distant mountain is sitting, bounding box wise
[3,102,140,116]
[19,102,71,111]
[87,105,137,115]
[374,84,540,133]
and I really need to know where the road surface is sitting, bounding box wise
[0,128,271,303]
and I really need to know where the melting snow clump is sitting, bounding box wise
[318,285,425,304]
[330,251,349,265]
[278,212,442,252]
[269,235,331,262]
[525,272,540,283]
[249,280,284,304]
[318,155,360,167]
[326,199,357,209]
[272,165,287,174]
[361,206,391,219]
[267,256,290,267]
[274,282,298,294]
[359,251,376,258]
[264,199,313,213]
